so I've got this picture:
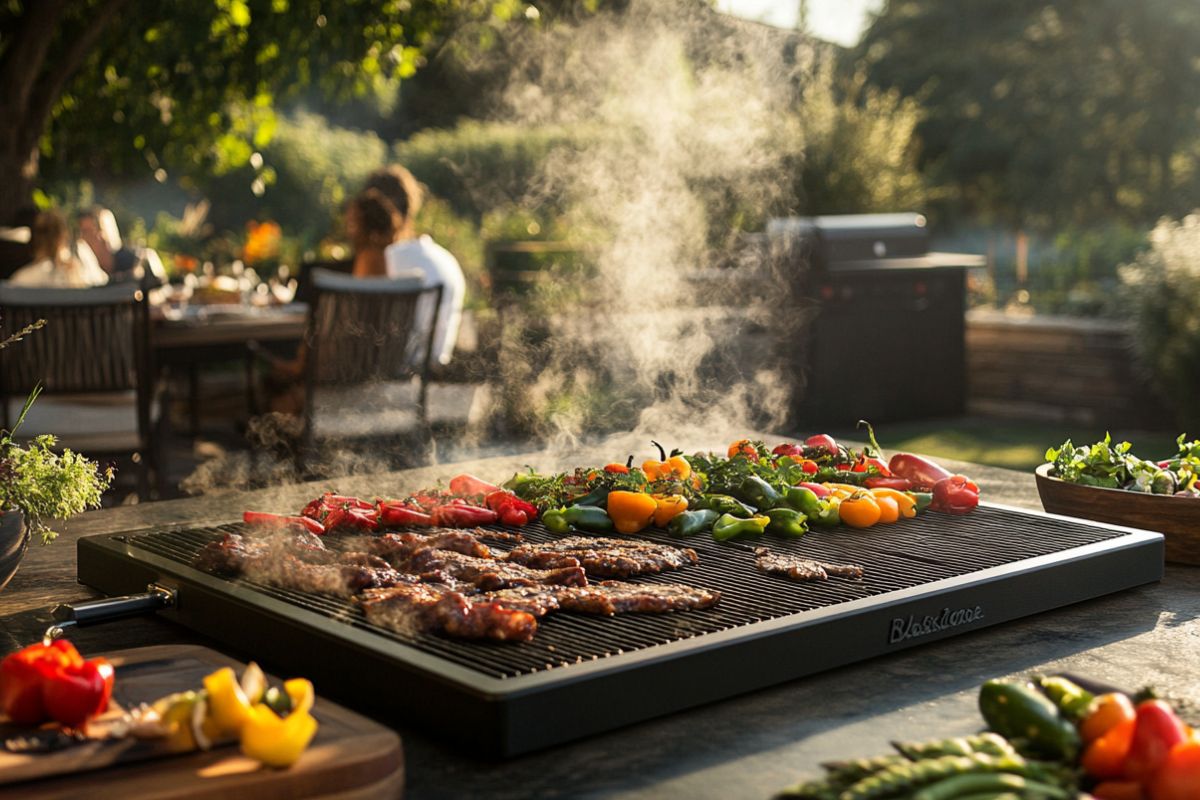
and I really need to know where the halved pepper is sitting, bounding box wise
[668,509,719,538]
[763,508,807,538]
[712,513,769,541]
[240,678,319,768]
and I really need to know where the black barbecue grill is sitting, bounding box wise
[73,505,1162,755]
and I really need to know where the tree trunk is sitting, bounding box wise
[0,126,38,225]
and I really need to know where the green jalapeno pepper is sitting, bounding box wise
[694,494,756,518]
[764,508,808,538]
[711,513,769,542]
[667,509,720,538]
[561,504,615,533]
[735,475,785,510]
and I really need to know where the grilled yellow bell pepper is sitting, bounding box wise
[240,678,319,768]
[651,494,689,527]
[203,666,255,736]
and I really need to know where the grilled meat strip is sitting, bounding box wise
[477,586,562,618]
[404,546,587,590]
[193,533,406,597]
[357,585,537,642]
[350,530,494,562]
[753,547,865,582]
[554,581,721,615]
[504,536,699,578]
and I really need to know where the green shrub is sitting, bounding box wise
[1119,213,1200,428]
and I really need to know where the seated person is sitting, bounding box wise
[0,207,36,281]
[77,206,166,284]
[346,189,401,278]
[6,209,108,288]
[364,164,466,366]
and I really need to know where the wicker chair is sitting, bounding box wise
[0,282,167,498]
[292,268,442,471]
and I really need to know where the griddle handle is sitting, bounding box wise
[51,584,176,628]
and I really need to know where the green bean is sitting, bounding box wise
[820,754,909,783]
[838,754,1029,800]
[891,733,1019,761]
[911,772,1070,800]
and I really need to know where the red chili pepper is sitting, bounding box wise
[430,504,498,527]
[864,476,913,491]
[865,457,892,477]
[804,434,838,456]
[378,503,434,528]
[930,475,980,514]
[243,511,325,536]
[887,453,954,490]
[1124,700,1190,782]
[448,474,502,497]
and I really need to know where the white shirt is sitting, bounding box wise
[384,235,465,366]
[7,255,109,288]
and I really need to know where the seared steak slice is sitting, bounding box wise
[353,530,493,562]
[556,581,721,615]
[505,536,699,578]
[358,585,537,642]
[753,547,864,582]
[404,547,587,590]
[478,586,563,618]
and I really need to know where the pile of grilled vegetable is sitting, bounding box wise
[776,675,1199,800]
[507,425,981,542]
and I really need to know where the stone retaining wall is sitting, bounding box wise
[965,309,1171,429]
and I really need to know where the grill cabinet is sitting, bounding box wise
[768,214,986,425]
[77,506,1161,755]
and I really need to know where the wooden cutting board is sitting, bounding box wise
[0,644,403,799]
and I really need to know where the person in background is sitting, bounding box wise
[77,206,166,284]
[364,164,466,367]
[346,189,400,278]
[6,209,107,288]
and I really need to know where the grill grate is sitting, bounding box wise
[124,506,1129,680]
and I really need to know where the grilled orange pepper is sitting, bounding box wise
[642,455,691,481]
[869,487,918,519]
[652,494,688,527]
[606,491,658,534]
[838,492,881,528]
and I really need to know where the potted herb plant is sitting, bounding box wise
[0,320,113,590]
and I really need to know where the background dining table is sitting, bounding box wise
[0,443,1196,799]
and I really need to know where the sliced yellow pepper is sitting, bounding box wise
[240,678,319,768]
[203,666,254,736]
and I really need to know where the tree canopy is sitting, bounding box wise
[853,0,1200,230]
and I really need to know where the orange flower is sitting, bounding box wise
[242,221,281,265]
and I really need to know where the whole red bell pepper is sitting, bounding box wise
[483,491,537,527]
[0,640,114,729]
[430,504,498,527]
[1124,700,1190,782]
[930,475,980,514]
[243,511,325,536]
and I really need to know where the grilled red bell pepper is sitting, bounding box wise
[448,474,502,498]
[483,490,537,526]
[887,453,954,490]
[430,504,498,527]
[378,502,434,528]
[864,476,913,491]
[321,505,379,532]
[930,475,980,514]
[243,511,325,535]
[300,493,373,521]
[0,640,113,728]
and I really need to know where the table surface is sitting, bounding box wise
[2,437,1197,800]
[152,303,306,350]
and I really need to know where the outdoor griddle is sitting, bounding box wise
[72,504,1162,755]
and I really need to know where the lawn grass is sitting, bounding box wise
[809,417,1180,472]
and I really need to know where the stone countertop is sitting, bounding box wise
[1,442,1196,799]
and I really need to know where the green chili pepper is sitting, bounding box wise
[712,513,769,541]
[695,494,757,518]
[736,475,785,510]
[542,508,570,534]
[785,486,824,516]
[1034,675,1095,721]
[561,505,615,533]
[764,508,808,538]
[668,509,720,538]
[571,486,610,508]
[977,680,1080,761]
[814,467,867,484]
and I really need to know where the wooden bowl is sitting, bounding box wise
[1035,463,1200,565]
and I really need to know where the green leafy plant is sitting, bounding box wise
[0,321,113,544]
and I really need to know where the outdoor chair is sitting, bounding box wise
[251,267,443,474]
[0,282,168,499]
[293,257,354,306]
